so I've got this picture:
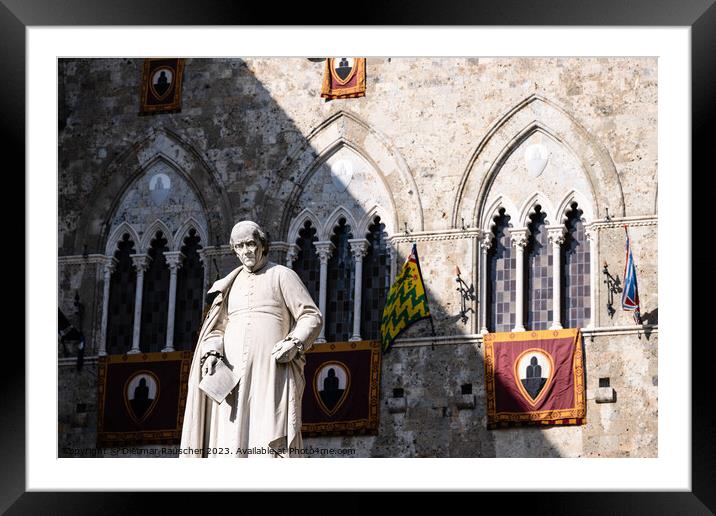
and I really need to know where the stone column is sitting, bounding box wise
[163,251,185,352]
[285,244,300,269]
[479,232,494,335]
[585,225,597,329]
[349,239,370,341]
[314,241,335,343]
[510,229,529,333]
[98,257,118,356]
[129,254,151,354]
[548,226,567,330]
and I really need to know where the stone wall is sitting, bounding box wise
[58,57,658,457]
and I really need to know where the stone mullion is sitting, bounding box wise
[510,229,529,333]
[129,254,151,354]
[479,233,494,334]
[314,241,335,343]
[348,239,370,341]
[548,226,567,330]
[98,257,118,356]
[586,225,597,329]
[163,251,185,352]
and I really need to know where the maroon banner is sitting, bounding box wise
[97,351,192,446]
[484,329,585,429]
[139,58,184,115]
[301,340,381,436]
[320,58,366,100]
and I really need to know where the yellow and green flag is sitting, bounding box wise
[380,244,433,353]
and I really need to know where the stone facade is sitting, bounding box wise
[58,57,658,457]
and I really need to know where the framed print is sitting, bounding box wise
[8,0,713,513]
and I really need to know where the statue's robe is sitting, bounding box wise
[180,261,322,457]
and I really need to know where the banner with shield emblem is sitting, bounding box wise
[320,57,367,100]
[97,351,192,446]
[483,329,586,429]
[139,58,185,115]
[301,340,381,436]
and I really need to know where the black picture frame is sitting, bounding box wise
[6,0,712,512]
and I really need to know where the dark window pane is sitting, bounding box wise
[487,209,515,332]
[107,233,137,355]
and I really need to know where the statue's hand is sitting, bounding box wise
[271,339,298,363]
[202,354,219,376]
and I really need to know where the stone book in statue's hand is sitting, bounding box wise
[198,359,238,404]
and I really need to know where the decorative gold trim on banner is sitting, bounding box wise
[483,329,585,429]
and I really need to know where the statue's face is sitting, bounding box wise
[232,226,264,269]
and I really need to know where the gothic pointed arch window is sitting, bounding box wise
[174,228,204,351]
[326,218,355,342]
[293,220,320,304]
[561,203,591,328]
[140,231,170,352]
[525,206,553,330]
[361,215,390,340]
[487,209,515,332]
[107,233,136,355]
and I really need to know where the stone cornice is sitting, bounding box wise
[57,254,108,266]
[384,217,657,245]
[388,325,658,349]
[388,228,481,244]
[591,215,657,230]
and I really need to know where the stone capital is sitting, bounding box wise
[164,251,186,270]
[102,256,118,275]
[348,239,370,260]
[584,224,597,242]
[130,253,151,272]
[509,228,530,249]
[286,244,300,264]
[480,232,494,250]
[314,241,335,263]
[547,226,567,246]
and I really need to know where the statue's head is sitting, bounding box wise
[230,220,269,272]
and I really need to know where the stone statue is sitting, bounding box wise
[180,220,323,457]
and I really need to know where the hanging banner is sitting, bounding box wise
[139,58,185,115]
[301,340,381,436]
[483,329,586,429]
[97,351,192,446]
[321,58,367,100]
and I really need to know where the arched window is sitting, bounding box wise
[361,216,390,340]
[140,231,170,352]
[487,209,515,332]
[293,220,320,304]
[562,203,591,328]
[525,206,553,330]
[107,233,136,355]
[326,218,354,342]
[174,229,204,351]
